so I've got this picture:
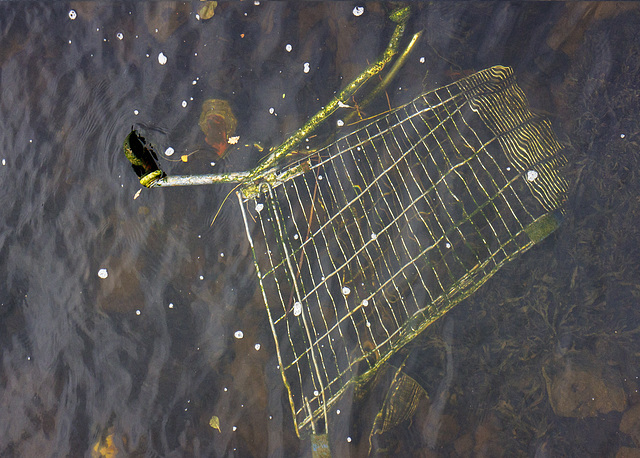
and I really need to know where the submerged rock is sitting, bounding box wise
[543,351,627,418]
[620,403,640,447]
[616,446,640,458]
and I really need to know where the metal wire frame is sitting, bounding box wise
[239,65,568,437]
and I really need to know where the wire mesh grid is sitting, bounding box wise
[238,66,567,436]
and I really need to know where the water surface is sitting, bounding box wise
[1,3,639,456]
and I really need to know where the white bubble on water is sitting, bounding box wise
[526,170,539,182]
[342,286,351,296]
[98,268,108,279]
[158,52,168,65]
[285,43,292,52]
[303,62,310,73]
[352,6,364,16]
[68,10,77,20]
[164,147,175,156]
[234,330,244,339]
[293,301,302,316]
[116,32,124,40]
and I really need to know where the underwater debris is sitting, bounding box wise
[198,99,238,158]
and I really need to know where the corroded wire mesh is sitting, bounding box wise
[239,66,567,437]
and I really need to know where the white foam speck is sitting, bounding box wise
[234,330,244,339]
[164,147,175,156]
[158,52,168,65]
[68,10,77,20]
[293,301,302,316]
[352,6,364,16]
[98,268,108,279]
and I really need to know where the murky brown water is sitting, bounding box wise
[1,2,639,457]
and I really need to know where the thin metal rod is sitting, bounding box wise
[151,171,251,187]
[344,30,423,125]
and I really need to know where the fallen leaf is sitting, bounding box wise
[199,1,218,20]
[91,433,118,458]
[198,99,237,158]
[209,415,221,432]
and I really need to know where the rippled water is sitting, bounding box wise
[1,3,639,457]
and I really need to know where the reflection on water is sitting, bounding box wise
[0,2,639,456]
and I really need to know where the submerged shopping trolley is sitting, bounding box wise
[123,8,567,447]
[236,65,568,438]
